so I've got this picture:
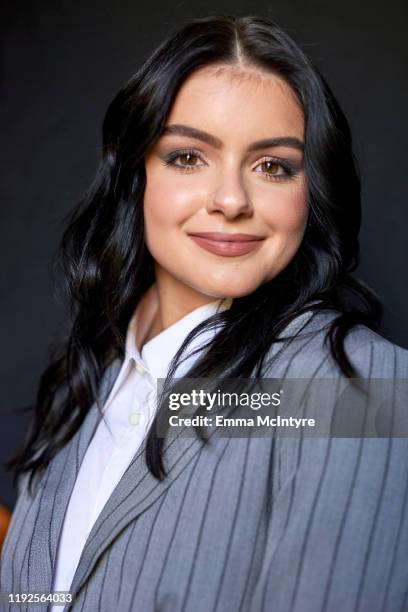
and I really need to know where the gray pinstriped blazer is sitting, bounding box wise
[1,308,408,612]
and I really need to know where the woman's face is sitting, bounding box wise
[143,63,307,301]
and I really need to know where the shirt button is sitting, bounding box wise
[129,412,142,426]
[135,362,147,376]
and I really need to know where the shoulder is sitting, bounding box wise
[262,308,408,379]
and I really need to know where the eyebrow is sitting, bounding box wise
[160,123,304,153]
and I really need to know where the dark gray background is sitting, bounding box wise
[1,0,407,510]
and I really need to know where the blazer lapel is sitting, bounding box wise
[67,424,209,604]
[26,358,122,594]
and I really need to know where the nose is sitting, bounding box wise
[206,163,253,219]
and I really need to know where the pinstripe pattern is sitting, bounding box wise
[1,309,408,612]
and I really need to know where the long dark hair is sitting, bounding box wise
[7,14,383,493]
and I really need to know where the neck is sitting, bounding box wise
[136,266,226,349]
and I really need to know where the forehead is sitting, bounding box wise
[165,64,304,140]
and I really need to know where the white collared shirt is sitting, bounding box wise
[51,295,231,604]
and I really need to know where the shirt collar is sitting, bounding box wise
[125,285,232,380]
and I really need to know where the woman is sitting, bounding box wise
[1,14,407,612]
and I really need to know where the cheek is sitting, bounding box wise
[259,183,308,236]
[143,169,202,239]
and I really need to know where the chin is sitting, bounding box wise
[196,282,262,300]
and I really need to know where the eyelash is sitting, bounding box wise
[161,148,297,182]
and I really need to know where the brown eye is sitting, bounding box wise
[178,153,199,166]
[254,157,296,182]
[260,160,283,175]
[162,149,206,171]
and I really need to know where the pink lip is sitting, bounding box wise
[188,232,265,257]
